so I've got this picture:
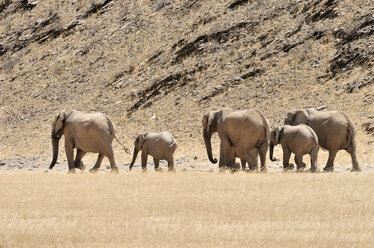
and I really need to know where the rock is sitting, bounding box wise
[315,105,328,111]
[362,121,374,135]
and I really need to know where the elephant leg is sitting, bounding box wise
[245,149,258,172]
[309,146,319,173]
[346,143,361,172]
[65,143,75,173]
[74,149,86,170]
[282,147,293,172]
[89,154,104,173]
[218,142,234,172]
[324,150,337,172]
[107,153,119,173]
[218,145,225,172]
[141,150,148,172]
[153,158,161,172]
[294,154,306,172]
[240,159,247,171]
[258,141,268,172]
[166,156,176,173]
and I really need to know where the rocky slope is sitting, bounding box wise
[0,0,373,168]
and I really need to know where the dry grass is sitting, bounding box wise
[1,171,374,247]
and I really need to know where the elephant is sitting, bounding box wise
[202,108,270,172]
[284,108,360,172]
[49,110,130,173]
[129,131,177,172]
[269,125,319,172]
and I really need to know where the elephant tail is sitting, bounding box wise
[107,118,131,155]
[113,134,131,155]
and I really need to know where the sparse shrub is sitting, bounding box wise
[3,59,15,72]
[52,60,65,76]
[153,0,170,11]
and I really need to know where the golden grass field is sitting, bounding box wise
[1,171,374,248]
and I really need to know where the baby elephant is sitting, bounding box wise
[269,125,319,172]
[129,132,177,172]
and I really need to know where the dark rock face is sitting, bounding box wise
[330,14,374,77]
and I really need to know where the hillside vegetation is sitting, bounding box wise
[0,0,373,167]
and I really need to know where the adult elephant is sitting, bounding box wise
[49,110,130,173]
[284,108,360,172]
[202,108,270,172]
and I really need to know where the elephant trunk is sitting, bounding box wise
[129,147,138,171]
[269,142,277,162]
[49,132,60,169]
[203,130,218,164]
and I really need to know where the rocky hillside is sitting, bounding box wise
[0,0,373,165]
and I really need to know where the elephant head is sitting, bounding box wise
[284,109,309,126]
[49,110,66,169]
[129,134,145,170]
[269,126,282,162]
[202,111,218,164]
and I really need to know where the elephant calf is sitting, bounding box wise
[129,132,177,172]
[270,125,319,172]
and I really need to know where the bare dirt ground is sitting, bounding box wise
[1,140,373,174]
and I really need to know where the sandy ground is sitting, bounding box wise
[1,150,373,174]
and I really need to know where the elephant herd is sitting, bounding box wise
[49,108,361,173]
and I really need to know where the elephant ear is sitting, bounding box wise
[293,110,309,125]
[202,112,214,133]
[137,134,145,148]
[274,126,281,145]
[54,110,66,134]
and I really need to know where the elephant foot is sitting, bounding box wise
[299,162,307,169]
[283,163,294,173]
[68,169,76,174]
[307,168,319,173]
[259,167,267,173]
[78,161,86,171]
[110,167,119,174]
[248,169,259,173]
[89,168,99,173]
[167,168,176,173]
[351,167,361,172]
[323,166,334,172]
[229,167,240,173]
[247,164,257,171]
[218,167,226,173]
[155,167,164,172]
[296,168,305,173]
